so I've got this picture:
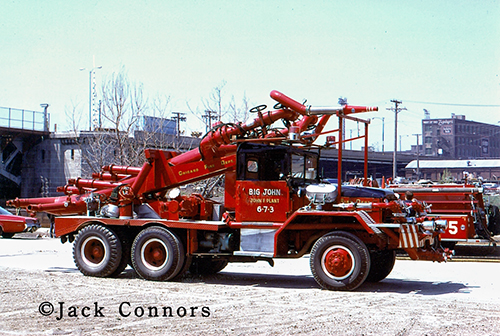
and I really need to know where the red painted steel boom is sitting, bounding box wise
[9,90,377,217]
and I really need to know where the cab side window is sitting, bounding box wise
[246,160,259,179]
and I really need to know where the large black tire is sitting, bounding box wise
[365,250,396,282]
[487,205,500,236]
[73,224,123,277]
[131,227,185,281]
[310,232,370,291]
[174,255,192,279]
[189,258,228,275]
[0,226,15,238]
[109,230,131,277]
[441,241,457,250]
[0,229,15,238]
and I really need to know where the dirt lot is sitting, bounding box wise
[0,232,499,336]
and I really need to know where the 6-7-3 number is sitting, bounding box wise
[257,206,274,213]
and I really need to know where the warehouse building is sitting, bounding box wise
[422,114,500,159]
[405,159,500,181]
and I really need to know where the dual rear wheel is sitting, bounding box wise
[73,225,186,280]
[73,224,123,277]
[131,226,185,281]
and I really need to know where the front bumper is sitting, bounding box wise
[24,219,41,233]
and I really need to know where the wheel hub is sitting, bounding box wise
[91,245,104,260]
[142,239,168,269]
[81,237,107,266]
[151,247,165,262]
[324,248,353,278]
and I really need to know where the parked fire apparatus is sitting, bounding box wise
[390,184,500,249]
[8,91,451,291]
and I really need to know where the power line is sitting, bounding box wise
[202,110,219,133]
[401,100,500,107]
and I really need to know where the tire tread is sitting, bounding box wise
[73,224,122,278]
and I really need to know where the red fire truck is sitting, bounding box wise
[8,90,451,291]
[391,184,500,249]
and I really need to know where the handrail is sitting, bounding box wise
[0,106,49,132]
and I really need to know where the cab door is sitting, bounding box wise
[235,180,290,222]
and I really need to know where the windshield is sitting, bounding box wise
[291,152,318,180]
[0,207,13,215]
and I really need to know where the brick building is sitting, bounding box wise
[422,114,500,159]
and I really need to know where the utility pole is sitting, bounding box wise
[202,110,219,133]
[387,100,406,179]
[171,112,186,149]
[371,117,385,151]
[413,133,421,180]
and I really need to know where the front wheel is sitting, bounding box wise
[365,250,396,282]
[131,227,185,281]
[310,232,370,291]
[73,224,123,277]
[0,227,15,239]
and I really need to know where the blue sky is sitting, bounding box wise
[1,0,499,151]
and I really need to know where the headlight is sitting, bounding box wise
[421,219,448,231]
[434,219,448,230]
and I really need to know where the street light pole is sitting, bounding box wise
[80,56,102,131]
[372,117,385,152]
[87,70,92,130]
[40,103,49,132]
[413,133,421,180]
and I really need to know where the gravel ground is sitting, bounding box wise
[0,231,499,336]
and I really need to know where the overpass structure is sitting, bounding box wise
[320,148,415,182]
[0,105,49,200]
[0,104,416,201]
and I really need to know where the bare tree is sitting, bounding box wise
[188,83,256,199]
[100,67,147,166]
[65,102,111,177]
[228,92,251,123]
[66,68,190,178]
[189,81,253,134]
[203,80,227,122]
